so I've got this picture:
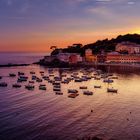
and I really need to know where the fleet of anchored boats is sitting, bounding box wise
[0,68,118,98]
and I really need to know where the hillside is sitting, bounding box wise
[51,34,140,56]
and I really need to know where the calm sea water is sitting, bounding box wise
[0,54,140,140]
[0,52,48,65]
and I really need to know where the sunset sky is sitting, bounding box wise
[0,0,140,52]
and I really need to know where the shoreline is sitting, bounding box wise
[82,62,140,68]
[0,63,30,68]
[1,62,140,69]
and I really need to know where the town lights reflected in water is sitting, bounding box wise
[0,65,140,140]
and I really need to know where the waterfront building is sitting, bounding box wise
[57,53,70,62]
[69,54,82,64]
[97,54,106,63]
[116,42,140,54]
[85,49,97,62]
[106,52,140,63]
[43,53,82,64]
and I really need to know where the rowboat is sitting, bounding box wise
[9,73,16,77]
[25,85,34,90]
[94,85,101,88]
[83,91,93,95]
[0,82,7,87]
[68,93,79,98]
[107,88,118,93]
[13,84,21,88]
[68,89,78,94]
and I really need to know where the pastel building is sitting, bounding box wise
[116,42,140,54]
[85,49,97,62]
[44,53,82,64]
[106,52,140,63]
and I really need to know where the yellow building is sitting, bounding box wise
[85,49,97,62]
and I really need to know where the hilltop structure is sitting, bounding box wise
[116,42,140,54]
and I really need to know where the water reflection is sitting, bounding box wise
[0,65,140,140]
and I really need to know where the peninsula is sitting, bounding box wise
[37,34,140,68]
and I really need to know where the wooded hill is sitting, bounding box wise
[51,34,140,56]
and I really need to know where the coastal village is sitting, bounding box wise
[40,41,140,66]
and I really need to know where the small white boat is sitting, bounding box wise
[0,82,7,87]
[83,91,93,95]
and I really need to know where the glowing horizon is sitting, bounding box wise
[0,0,140,52]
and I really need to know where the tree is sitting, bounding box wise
[50,46,57,51]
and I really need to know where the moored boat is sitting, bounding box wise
[12,84,21,88]
[55,92,63,95]
[18,76,28,82]
[40,71,44,74]
[53,88,61,91]
[94,77,100,80]
[54,85,61,89]
[103,79,114,83]
[9,73,16,77]
[79,86,87,89]
[0,82,7,87]
[68,93,79,98]
[18,72,24,76]
[68,89,78,94]
[107,88,118,93]
[83,91,93,95]
[29,81,35,84]
[109,76,118,79]
[39,85,46,90]
[36,78,42,82]
[30,71,35,74]
[25,85,35,90]
[75,79,82,82]
[94,85,101,88]
[32,75,37,80]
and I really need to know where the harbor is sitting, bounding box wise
[0,65,140,140]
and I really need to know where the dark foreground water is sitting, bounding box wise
[0,65,140,140]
